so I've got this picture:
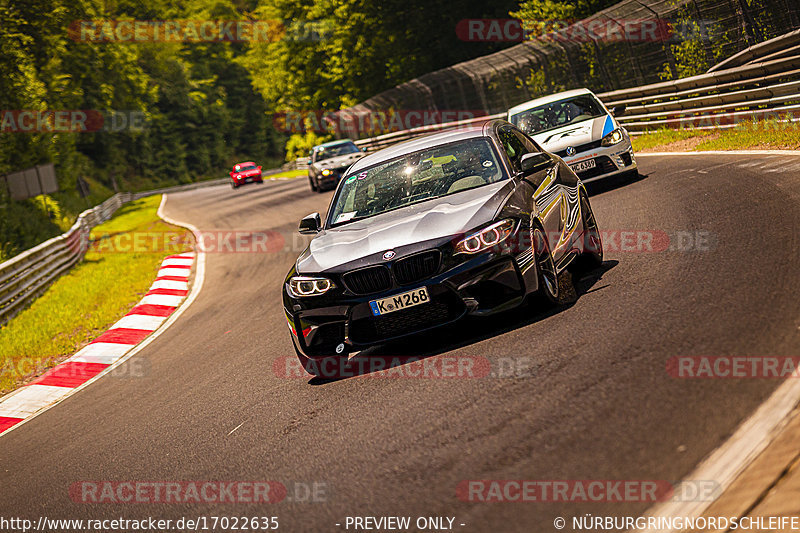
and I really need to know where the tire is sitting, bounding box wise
[572,191,603,274]
[530,224,559,307]
[231,181,238,189]
[292,343,346,378]
[309,175,318,192]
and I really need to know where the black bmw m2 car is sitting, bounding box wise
[283,119,603,375]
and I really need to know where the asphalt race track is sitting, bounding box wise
[2,153,800,532]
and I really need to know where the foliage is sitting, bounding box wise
[631,121,800,152]
[285,130,333,162]
[0,0,284,258]
[237,0,519,112]
[510,0,617,22]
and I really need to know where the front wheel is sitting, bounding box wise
[531,225,559,307]
[231,181,238,189]
[308,175,318,192]
[572,191,603,274]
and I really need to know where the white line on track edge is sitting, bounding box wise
[0,193,206,438]
[636,378,800,532]
[637,150,800,157]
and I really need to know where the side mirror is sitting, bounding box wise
[520,152,551,175]
[299,212,321,235]
[610,104,626,117]
[361,147,367,152]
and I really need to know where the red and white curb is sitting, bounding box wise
[0,194,205,437]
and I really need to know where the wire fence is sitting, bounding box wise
[352,28,800,152]
[341,0,800,127]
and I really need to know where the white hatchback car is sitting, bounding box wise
[507,88,637,182]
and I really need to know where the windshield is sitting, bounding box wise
[510,95,606,135]
[314,142,360,162]
[328,138,504,227]
[234,164,257,171]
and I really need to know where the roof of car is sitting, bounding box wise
[314,138,357,149]
[234,161,256,166]
[348,120,501,174]
[507,88,596,116]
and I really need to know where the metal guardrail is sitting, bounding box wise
[0,163,310,326]
[0,192,131,326]
[599,49,800,133]
[351,30,800,147]
[3,30,798,327]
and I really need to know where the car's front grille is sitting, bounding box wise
[393,251,441,285]
[348,296,463,344]
[555,140,602,158]
[342,266,392,295]
[576,156,616,179]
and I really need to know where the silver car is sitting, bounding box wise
[507,88,637,182]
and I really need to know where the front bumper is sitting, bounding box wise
[561,139,637,183]
[284,251,533,358]
[316,168,347,188]
[233,174,262,185]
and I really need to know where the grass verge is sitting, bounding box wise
[632,120,800,152]
[267,168,307,179]
[0,195,192,396]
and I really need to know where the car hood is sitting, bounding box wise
[312,152,365,170]
[530,115,614,152]
[297,180,513,273]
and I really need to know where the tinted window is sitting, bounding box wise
[498,127,530,172]
[313,142,360,162]
[514,130,542,153]
[510,95,606,135]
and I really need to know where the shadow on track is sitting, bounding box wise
[584,170,647,197]
[307,260,619,384]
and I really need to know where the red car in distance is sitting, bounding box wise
[230,162,263,188]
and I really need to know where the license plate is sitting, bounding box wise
[570,159,596,173]
[370,287,430,316]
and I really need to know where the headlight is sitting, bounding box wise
[288,276,335,297]
[601,128,624,146]
[321,169,332,176]
[455,219,516,255]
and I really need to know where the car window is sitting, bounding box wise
[510,95,607,135]
[313,142,360,162]
[498,127,530,173]
[514,130,542,153]
[329,138,505,227]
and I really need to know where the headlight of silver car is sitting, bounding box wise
[601,128,624,146]
[455,219,516,255]
[321,169,332,176]
[288,276,335,297]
